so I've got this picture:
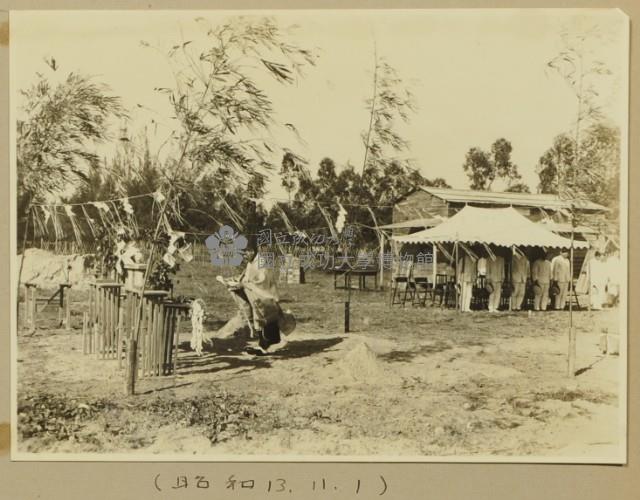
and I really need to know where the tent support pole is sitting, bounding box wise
[455,241,459,312]
[509,246,513,312]
[432,244,438,287]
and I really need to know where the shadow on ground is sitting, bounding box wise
[379,340,453,363]
[175,336,344,375]
[270,337,344,359]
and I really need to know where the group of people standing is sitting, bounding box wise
[456,248,573,313]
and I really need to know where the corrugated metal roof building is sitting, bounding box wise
[392,186,608,236]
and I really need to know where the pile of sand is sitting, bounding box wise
[18,249,92,291]
[334,340,390,385]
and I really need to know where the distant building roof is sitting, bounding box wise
[378,217,442,230]
[417,186,607,212]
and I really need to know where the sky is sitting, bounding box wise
[10,9,629,202]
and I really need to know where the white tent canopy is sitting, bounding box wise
[391,206,589,249]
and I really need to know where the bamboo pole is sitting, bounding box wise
[587,253,592,312]
[104,288,110,357]
[378,231,385,290]
[82,312,88,354]
[568,226,577,377]
[64,287,71,331]
[57,285,63,326]
[108,288,113,357]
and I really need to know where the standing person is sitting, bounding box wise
[589,252,608,310]
[477,255,487,277]
[457,250,477,312]
[551,250,571,310]
[604,250,621,307]
[486,253,504,312]
[531,251,552,311]
[510,251,530,311]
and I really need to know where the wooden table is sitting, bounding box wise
[333,267,378,291]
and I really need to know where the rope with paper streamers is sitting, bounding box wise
[25,180,397,254]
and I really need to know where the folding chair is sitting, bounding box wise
[390,260,415,307]
[523,279,535,311]
[432,274,456,308]
[500,282,513,310]
[412,277,432,307]
[567,280,583,310]
[472,276,489,310]
[391,276,415,306]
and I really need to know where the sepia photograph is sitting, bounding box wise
[10,8,628,462]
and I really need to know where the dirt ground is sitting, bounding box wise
[16,261,624,459]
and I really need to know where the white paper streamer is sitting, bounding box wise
[190,299,206,356]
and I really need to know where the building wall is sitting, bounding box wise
[393,190,449,225]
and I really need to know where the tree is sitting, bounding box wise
[462,147,494,190]
[545,23,617,377]
[361,49,415,181]
[536,124,620,213]
[536,134,575,195]
[146,16,316,200]
[16,69,124,214]
[492,138,521,186]
[462,139,522,191]
[546,24,614,205]
[504,182,531,193]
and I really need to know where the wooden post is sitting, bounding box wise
[125,338,138,396]
[117,298,124,368]
[23,286,30,331]
[174,312,181,382]
[25,284,37,331]
[344,301,350,333]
